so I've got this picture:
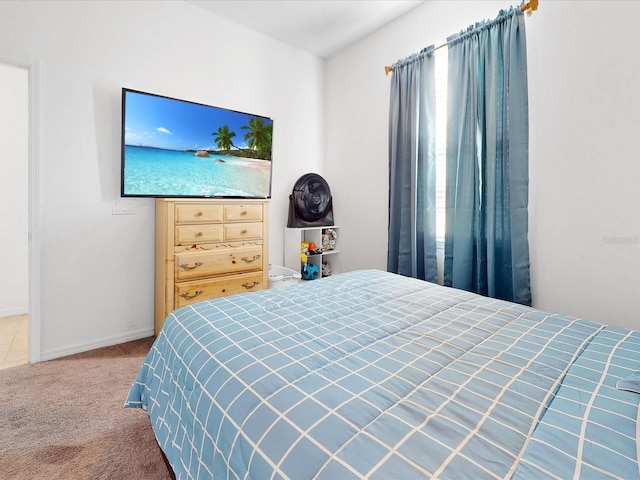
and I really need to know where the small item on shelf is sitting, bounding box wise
[322,228,337,251]
[308,248,323,255]
[302,240,323,256]
[300,241,309,264]
[322,261,332,277]
[302,262,320,280]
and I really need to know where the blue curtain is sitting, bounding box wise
[444,7,531,305]
[387,47,437,282]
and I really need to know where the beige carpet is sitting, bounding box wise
[0,337,173,479]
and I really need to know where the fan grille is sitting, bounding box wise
[287,173,334,227]
[293,175,331,221]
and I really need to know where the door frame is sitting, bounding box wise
[1,56,42,363]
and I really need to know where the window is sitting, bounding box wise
[435,46,448,244]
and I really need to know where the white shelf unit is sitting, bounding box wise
[285,226,340,280]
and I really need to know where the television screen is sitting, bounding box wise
[121,88,273,198]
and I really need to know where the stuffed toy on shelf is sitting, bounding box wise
[300,241,321,280]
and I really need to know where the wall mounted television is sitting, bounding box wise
[121,88,273,198]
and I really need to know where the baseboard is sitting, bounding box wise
[0,307,28,318]
[40,327,155,362]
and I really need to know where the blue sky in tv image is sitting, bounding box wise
[123,89,272,152]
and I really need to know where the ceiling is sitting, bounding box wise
[185,0,426,58]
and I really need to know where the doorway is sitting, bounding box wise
[0,62,29,369]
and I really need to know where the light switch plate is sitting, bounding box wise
[112,199,136,215]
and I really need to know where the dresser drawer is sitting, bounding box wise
[175,224,224,245]
[175,204,224,224]
[224,204,263,222]
[174,272,265,308]
[175,245,263,280]
[224,223,263,242]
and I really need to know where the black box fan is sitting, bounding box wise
[287,173,334,228]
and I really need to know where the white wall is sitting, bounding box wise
[326,1,640,330]
[526,1,640,330]
[0,0,325,360]
[0,63,28,318]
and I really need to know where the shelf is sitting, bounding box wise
[284,226,340,280]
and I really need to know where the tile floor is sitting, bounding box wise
[0,314,28,370]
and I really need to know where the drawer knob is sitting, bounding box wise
[179,261,203,270]
[180,289,203,299]
[197,232,204,237]
[196,211,203,217]
[241,281,260,289]
[240,255,261,263]
[241,229,248,234]
[241,210,247,216]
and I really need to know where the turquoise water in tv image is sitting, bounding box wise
[123,145,271,197]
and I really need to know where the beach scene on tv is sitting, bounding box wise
[123,90,272,198]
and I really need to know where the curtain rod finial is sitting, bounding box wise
[385,65,394,76]
[521,0,539,16]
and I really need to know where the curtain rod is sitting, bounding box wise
[384,0,538,76]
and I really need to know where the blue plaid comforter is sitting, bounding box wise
[125,269,640,479]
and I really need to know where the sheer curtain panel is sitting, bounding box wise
[444,7,531,305]
[387,48,437,282]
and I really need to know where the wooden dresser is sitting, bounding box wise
[154,198,269,335]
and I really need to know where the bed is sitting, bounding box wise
[125,269,640,479]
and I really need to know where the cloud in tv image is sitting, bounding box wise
[122,89,273,198]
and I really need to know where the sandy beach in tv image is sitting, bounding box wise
[122,89,273,198]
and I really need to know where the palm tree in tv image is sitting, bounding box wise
[212,125,236,153]
[242,117,273,160]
